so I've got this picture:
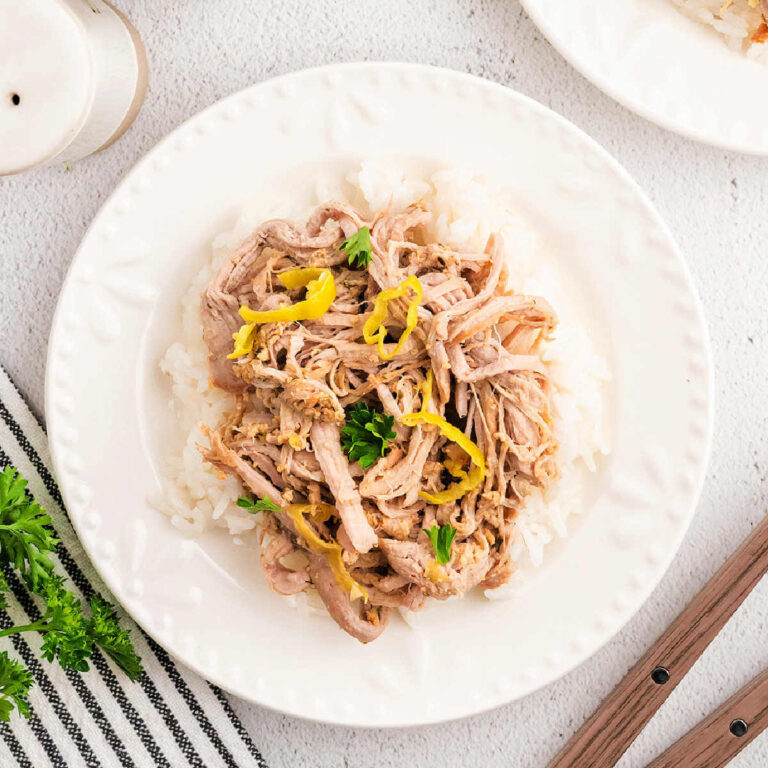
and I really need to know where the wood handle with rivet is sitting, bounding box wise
[646,666,768,768]
[546,514,768,768]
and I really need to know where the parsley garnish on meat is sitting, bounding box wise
[0,467,143,720]
[340,226,372,269]
[340,402,396,469]
[425,524,457,565]
[236,496,281,513]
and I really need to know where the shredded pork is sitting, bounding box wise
[199,202,559,642]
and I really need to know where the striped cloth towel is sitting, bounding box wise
[0,366,268,768]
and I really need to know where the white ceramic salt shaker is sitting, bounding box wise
[0,0,148,175]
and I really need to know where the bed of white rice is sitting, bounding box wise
[153,162,610,605]
[672,0,768,61]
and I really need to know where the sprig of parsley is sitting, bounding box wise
[340,226,372,269]
[0,576,144,678]
[0,467,143,720]
[425,524,457,565]
[0,651,32,722]
[236,496,281,513]
[340,402,396,470]
[36,577,92,672]
[87,596,143,681]
[0,466,58,591]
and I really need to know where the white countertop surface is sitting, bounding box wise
[1,1,767,766]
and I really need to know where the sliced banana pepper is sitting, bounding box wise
[362,275,422,361]
[228,268,336,359]
[402,372,486,505]
[286,504,367,602]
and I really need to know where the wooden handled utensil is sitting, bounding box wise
[547,514,768,768]
[646,666,768,768]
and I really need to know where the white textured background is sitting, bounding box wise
[1,1,767,766]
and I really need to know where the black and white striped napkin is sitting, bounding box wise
[0,367,268,768]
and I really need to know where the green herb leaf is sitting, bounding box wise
[87,596,144,681]
[425,524,457,565]
[340,402,396,470]
[37,577,92,673]
[340,226,372,269]
[0,572,9,611]
[0,467,58,591]
[0,466,145,719]
[0,651,33,722]
[236,496,281,513]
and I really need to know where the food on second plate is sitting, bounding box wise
[157,167,608,642]
[673,0,768,56]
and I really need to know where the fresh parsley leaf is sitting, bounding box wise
[340,402,396,470]
[5,579,144,680]
[236,496,281,513]
[340,226,372,269]
[0,651,32,722]
[0,467,58,591]
[37,577,92,673]
[87,596,144,681]
[425,524,457,565]
[0,572,9,611]
[0,466,143,720]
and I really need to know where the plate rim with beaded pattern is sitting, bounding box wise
[45,62,713,727]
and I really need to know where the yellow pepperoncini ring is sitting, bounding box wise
[304,502,335,524]
[362,275,422,361]
[229,321,258,359]
[401,372,486,505]
[286,504,368,602]
[227,268,336,359]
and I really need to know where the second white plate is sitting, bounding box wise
[522,0,768,154]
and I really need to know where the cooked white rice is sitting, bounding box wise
[153,162,610,604]
[672,0,768,61]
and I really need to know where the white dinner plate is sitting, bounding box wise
[521,0,768,154]
[46,63,713,727]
